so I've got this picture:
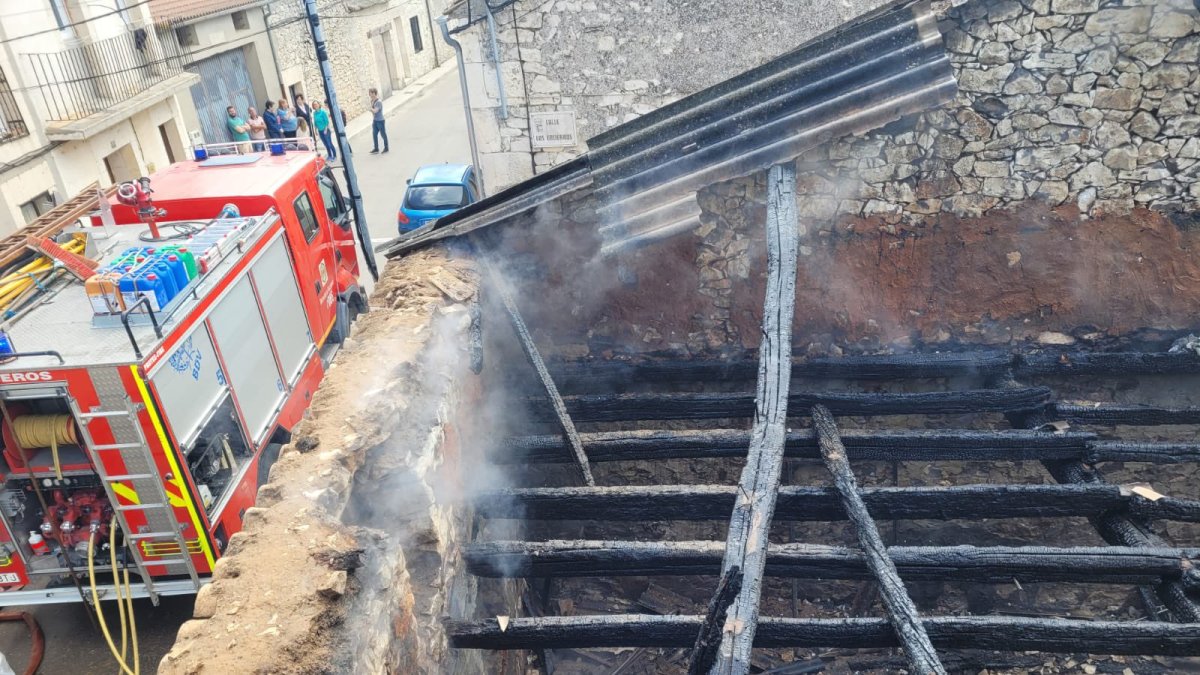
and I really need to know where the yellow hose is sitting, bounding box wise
[88,529,136,675]
[11,414,77,480]
[109,524,128,666]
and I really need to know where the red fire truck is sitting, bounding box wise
[0,147,366,604]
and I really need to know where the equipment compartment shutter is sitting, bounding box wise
[251,233,313,384]
[208,276,285,445]
[188,48,255,145]
[149,325,226,449]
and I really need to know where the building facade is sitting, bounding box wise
[268,0,449,122]
[0,0,197,234]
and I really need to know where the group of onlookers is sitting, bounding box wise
[226,93,346,160]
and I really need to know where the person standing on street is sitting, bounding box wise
[369,88,388,154]
[279,99,298,139]
[313,101,336,161]
[226,105,250,152]
[294,94,314,140]
[247,106,267,151]
[263,100,282,140]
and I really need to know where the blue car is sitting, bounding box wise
[397,164,480,234]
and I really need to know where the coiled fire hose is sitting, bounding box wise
[88,521,139,675]
[11,414,78,480]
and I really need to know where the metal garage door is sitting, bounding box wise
[188,48,256,145]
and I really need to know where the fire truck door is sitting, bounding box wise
[288,189,338,344]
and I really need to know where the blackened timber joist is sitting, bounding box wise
[812,404,944,675]
[497,428,1097,464]
[445,614,1200,655]
[473,483,1198,522]
[527,387,1052,423]
[483,259,594,486]
[1053,403,1200,427]
[709,162,800,675]
[464,540,1200,586]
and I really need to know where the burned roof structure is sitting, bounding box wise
[385,0,1200,672]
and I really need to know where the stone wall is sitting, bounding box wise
[449,0,893,193]
[159,248,489,674]
[271,0,447,120]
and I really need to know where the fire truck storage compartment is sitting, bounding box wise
[149,231,314,517]
[0,391,117,573]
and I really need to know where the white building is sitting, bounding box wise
[0,0,198,233]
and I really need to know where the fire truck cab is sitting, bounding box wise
[0,149,364,604]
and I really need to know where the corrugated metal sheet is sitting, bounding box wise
[381,0,955,259]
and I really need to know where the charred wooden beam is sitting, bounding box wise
[545,351,1014,390]
[486,260,594,486]
[1086,441,1200,464]
[1053,403,1200,426]
[1018,351,1200,376]
[445,614,1200,655]
[1042,459,1200,622]
[812,404,944,674]
[688,566,743,675]
[529,387,1052,423]
[463,540,1200,586]
[474,484,1135,522]
[712,161,800,675]
[496,429,1095,464]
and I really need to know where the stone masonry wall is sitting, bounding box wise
[450,0,893,193]
[792,0,1200,223]
[271,0,447,120]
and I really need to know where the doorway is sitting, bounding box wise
[103,144,139,184]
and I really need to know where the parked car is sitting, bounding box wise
[397,164,480,234]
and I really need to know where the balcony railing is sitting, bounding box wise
[23,28,189,122]
[0,66,29,144]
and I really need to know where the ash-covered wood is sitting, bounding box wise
[1086,441,1200,464]
[711,161,800,675]
[497,428,1095,464]
[473,483,1134,521]
[812,404,944,675]
[529,387,1052,423]
[1042,459,1200,622]
[445,614,1200,655]
[486,260,594,486]
[688,566,742,675]
[1019,351,1200,376]
[1053,403,1200,426]
[463,540,1198,585]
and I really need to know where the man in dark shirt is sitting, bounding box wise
[263,100,283,139]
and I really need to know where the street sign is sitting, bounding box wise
[530,111,578,148]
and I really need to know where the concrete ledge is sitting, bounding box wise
[44,72,200,141]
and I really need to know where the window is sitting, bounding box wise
[19,191,55,225]
[176,25,198,47]
[409,17,423,53]
[317,171,349,229]
[48,0,73,35]
[231,10,249,31]
[293,192,320,242]
[0,67,28,143]
[404,185,466,210]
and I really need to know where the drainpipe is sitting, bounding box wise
[423,0,441,66]
[437,16,483,196]
[262,4,287,99]
[483,1,508,120]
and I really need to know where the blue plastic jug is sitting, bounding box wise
[165,255,189,291]
[152,259,178,301]
[134,273,165,311]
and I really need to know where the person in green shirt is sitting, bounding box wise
[226,105,250,152]
[312,101,336,161]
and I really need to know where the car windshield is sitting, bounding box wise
[405,184,466,210]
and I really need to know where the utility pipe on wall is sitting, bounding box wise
[483,0,509,120]
[437,16,484,197]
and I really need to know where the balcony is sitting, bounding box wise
[0,67,29,145]
[23,28,198,140]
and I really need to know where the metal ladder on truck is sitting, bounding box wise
[70,397,201,604]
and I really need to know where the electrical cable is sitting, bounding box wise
[137,221,202,242]
[0,0,154,46]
